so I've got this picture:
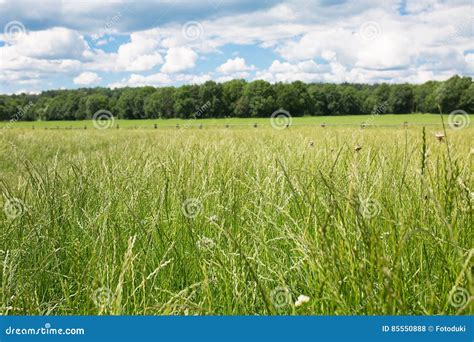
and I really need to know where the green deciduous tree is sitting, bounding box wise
[0,75,472,121]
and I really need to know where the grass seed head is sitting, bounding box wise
[435,132,445,142]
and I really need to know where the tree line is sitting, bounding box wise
[1,75,472,121]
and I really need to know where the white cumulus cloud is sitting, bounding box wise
[108,72,171,88]
[1,0,473,93]
[217,57,255,74]
[161,47,198,73]
[115,33,163,72]
[73,71,101,85]
[4,27,89,60]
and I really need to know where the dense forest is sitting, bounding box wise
[1,75,473,121]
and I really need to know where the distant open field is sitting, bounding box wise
[0,116,472,315]
[0,113,465,129]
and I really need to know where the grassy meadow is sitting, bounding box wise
[0,114,472,315]
[0,113,455,129]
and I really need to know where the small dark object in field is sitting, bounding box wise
[403,121,408,127]
[199,124,203,129]
[154,124,158,129]
[354,145,362,152]
[321,123,326,128]
[453,121,461,127]
[32,126,35,130]
[253,123,257,128]
[360,123,366,129]
[435,133,445,142]
[57,126,59,130]
[285,124,290,128]
[84,126,87,130]
[309,141,314,147]
[176,124,180,129]
[116,124,119,129]
[225,124,229,128]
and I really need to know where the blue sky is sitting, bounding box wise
[0,0,473,94]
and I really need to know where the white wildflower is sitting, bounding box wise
[294,294,310,307]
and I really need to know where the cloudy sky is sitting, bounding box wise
[0,0,473,94]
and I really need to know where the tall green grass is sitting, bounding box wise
[0,124,472,315]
